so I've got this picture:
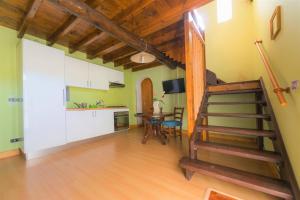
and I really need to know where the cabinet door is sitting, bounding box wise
[65,56,89,88]
[89,63,109,90]
[94,110,114,136]
[22,39,66,153]
[106,68,124,84]
[66,111,94,142]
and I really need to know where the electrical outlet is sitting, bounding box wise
[8,97,23,103]
[10,138,23,143]
[291,80,299,91]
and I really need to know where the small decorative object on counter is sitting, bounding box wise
[153,92,165,114]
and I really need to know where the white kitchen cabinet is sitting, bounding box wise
[66,111,94,142]
[94,110,114,136]
[89,63,109,90]
[65,56,89,88]
[20,39,66,156]
[66,110,115,142]
[106,68,124,84]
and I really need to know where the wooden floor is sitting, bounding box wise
[0,128,279,200]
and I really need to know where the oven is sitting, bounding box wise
[114,111,129,131]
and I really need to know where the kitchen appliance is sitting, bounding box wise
[114,111,129,131]
[109,82,125,88]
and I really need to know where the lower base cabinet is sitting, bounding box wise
[66,110,114,143]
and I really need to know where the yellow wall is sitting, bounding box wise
[197,0,300,186]
[252,0,300,186]
[197,0,257,82]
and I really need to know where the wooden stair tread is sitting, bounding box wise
[208,88,262,95]
[201,113,271,119]
[194,141,282,163]
[208,81,261,93]
[197,125,276,137]
[179,157,293,199]
[208,101,266,105]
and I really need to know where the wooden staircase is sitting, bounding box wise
[179,79,300,200]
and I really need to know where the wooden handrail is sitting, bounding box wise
[254,40,289,106]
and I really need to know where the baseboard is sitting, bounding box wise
[0,149,21,160]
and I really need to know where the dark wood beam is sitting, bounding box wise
[48,0,178,69]
[69,30,101,53]
[131,61,162,72]
[124,62,141,70]
[88,40,126,59]
[18,0,43,38]
[75,0,153,56]
[114,56,132,67]
[47,0,97,46]
[103,47,138,64]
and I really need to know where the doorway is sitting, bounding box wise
[141,78,153,114]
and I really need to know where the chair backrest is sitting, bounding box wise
[174,107,184,123]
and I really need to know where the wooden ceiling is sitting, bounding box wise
[0,0,212,71]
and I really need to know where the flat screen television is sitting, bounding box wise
[162,78,185,94]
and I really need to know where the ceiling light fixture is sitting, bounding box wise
[130,42,156,64]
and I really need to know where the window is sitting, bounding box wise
[217,0,232,23]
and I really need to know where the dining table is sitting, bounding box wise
[135,112,174,145]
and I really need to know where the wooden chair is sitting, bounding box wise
[161,107,184,141]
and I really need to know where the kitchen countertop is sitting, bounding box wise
[66,107,129,111]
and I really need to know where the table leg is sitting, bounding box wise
[142,122,153,144]
[156,123,167,145]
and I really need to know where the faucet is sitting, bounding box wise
[96,99,104,107]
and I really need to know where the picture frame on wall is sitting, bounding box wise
[270,6,281,40]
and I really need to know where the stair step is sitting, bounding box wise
[208,88,262,95]
[207,101,266,105]
[194,141,282,163]
[197,125,276,138]
[179,157,293,199]
[201,113,271,119]
[208,80,261,94]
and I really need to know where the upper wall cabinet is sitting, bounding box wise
[89,63,109,90]
[65,56,123,90]
[65,56,89,88]
[106,68,124,84]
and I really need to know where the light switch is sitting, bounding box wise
[291,80,299,91]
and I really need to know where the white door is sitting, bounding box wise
[89,63,109,90]
[22,39,66,153]
[66,111,94,142]
[65,56,89,88]
[94,110,114,136]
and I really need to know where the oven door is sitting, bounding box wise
[114,111,129,131]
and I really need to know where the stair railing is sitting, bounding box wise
[254,40,289,106]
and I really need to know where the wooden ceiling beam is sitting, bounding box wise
[17,0,43,38]
[114,56,133,67]
[47,0,97,46]
[48,0,178,69]
[85,0,154,59]
[131,61,162,72]
[88,41,126,59]
[69,30,102,53]
[103,47,138,64]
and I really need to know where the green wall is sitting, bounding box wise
[0,25,135,153]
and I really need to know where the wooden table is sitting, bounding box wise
[135,112,173,145]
